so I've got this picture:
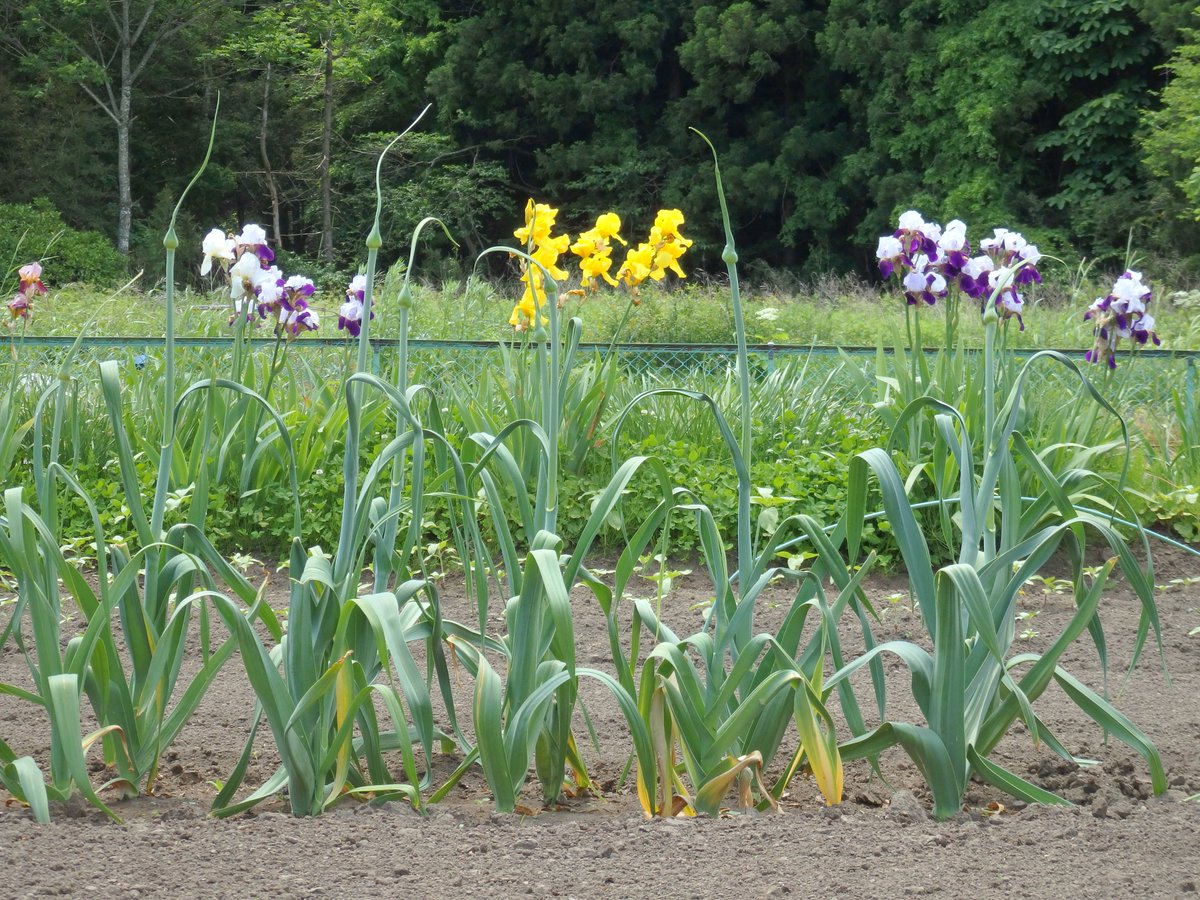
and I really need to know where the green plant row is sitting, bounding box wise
[0,118,1191,828]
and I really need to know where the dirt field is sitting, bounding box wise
[1,548,1198,899]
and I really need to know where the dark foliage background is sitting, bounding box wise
[3,0,1200,281]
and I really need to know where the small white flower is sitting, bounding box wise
[980,227,1009,253]
[897,210,925,231]
[237,224,268,246]
[876,235,903,259]
[938,227,967,253]
[962,255,994,279]
[200,228,236,276]
[230,253,262,301]
[1002,231,1027,253]
[988,266,1014,291]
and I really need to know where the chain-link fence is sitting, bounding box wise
[6,336,1197,414]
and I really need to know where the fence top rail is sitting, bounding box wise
[5,335,1199,361]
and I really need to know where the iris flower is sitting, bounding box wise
[1085,270,1159,368]
[200,229,237,276]
[280,303,319,338]
[901,254,946,306]
[236,224,275,265]
[509,199,571,330]
[18,262,47,296]
[571,213,624,290]
[283,276,315,310]
[876,235,904,279]
[513,200,560,247]
[7,294,30,321]
[616,210,692,290]
[230,253,263,302]
[338,275,374,336]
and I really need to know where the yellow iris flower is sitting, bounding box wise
[510,198,572,331]
[653,208,687,239]
[594,212,627,245]
[571,213,627,290]
[508,203,690,326]
[513,199,559,246]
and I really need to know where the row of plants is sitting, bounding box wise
[3,287,1199,553]
[0,118,1190,824]
[4,342,1196,560]
[13,262,1200,352]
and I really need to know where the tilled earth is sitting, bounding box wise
[1,548,1198,899]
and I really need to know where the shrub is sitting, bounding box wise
[0,198,126,284]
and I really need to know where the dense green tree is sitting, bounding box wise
[1141,8,1200,266]
[210,0,402,264]
[1,0,1198,283]
[424,1,689,246]
[666,1,853,270]
[6,0,230,255]
[0,73,114,237]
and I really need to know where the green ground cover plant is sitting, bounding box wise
[25,275,1200,351]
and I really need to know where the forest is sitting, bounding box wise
[3,0,1200,282]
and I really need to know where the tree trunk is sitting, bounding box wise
[260,63,282,246]
[117,13,133,256]
[319,29,334,265]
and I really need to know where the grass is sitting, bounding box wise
[24,273,1200,350]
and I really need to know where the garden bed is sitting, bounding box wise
[1,550,1197,898]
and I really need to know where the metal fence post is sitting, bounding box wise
[1187,355,1197,427]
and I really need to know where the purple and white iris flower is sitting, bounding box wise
[337,275,373,337]
[902,254,947,306]
[894,210,940,257]
[876,235,904,279]
[283,275,315,310]
[958,255,995,299]
[987,267,1025,330]
[878,211,950,303]
[338,296,365,337]
[201,225,317,339]
[937,220,970,276]
[269,276,319,338]
[280,304,319,337]
[980,228,1041,286]
[877,213,1045,333]
[254,267,286,319]
[1085,270,1159,369]
[235,224,275,266]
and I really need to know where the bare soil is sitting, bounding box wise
[1,549,1198,899]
